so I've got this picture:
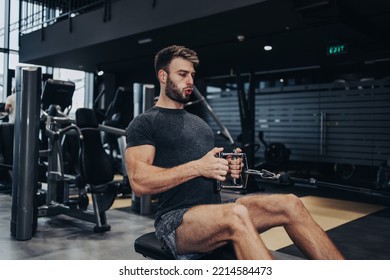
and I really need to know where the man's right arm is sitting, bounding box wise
[125,145,229,196]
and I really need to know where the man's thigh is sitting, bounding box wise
[176,203,235,254]
[235,193,296,232]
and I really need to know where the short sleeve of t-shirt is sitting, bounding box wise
[126,110,156,148]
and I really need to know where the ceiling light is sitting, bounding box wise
[137,38,153,44]
[237,35,245,42]
[97,70,104,76]
[264,37,273,51]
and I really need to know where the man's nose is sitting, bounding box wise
[186,75,194,85]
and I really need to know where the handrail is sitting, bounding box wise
[17,0,108,35]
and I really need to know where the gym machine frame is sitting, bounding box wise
[38,107,114,232]
[10,71,116,240]
[217,151,390,199]
[38,77,122,233]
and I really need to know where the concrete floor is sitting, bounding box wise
[1,188,254,260]
[0,193,153,260]
[1,190,302,260]
[2,184,388,260]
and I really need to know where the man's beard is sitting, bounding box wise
[165,77,190,104]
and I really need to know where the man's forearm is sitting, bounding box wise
[129,159,201,196]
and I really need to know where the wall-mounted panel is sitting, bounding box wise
[206,79,390,168]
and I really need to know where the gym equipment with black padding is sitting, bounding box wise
[0,123,14,192]
[75,107,119,232]
[38,104,121,233]
[134,232,236,260]
[41,78,75,113]
[10,75,119,238]
[102,86,134,165]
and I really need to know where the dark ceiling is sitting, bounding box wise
[24,0,390,84]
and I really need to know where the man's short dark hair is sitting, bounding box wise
[154,45,199,76]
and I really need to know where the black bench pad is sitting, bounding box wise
[134,232,236,260]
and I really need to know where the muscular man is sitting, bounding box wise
[125,45,344,260]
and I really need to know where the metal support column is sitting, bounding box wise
[10,67,41,240]
[131,83,155,215]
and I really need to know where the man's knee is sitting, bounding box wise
[224,204,252,233]
[283,193,303,208]
[230,203,250,220]
[280,194,309,219]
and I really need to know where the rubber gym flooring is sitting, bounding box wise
[0,182,389,260]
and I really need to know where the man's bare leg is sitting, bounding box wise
[236,194,344,260]
[175,203,273,259]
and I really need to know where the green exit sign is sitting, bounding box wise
[327,44,348,55]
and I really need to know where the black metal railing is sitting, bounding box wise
[18,0,111,36]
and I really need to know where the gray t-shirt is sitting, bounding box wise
[126,106,221,222]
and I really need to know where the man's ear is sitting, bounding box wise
[158,69,167,83]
